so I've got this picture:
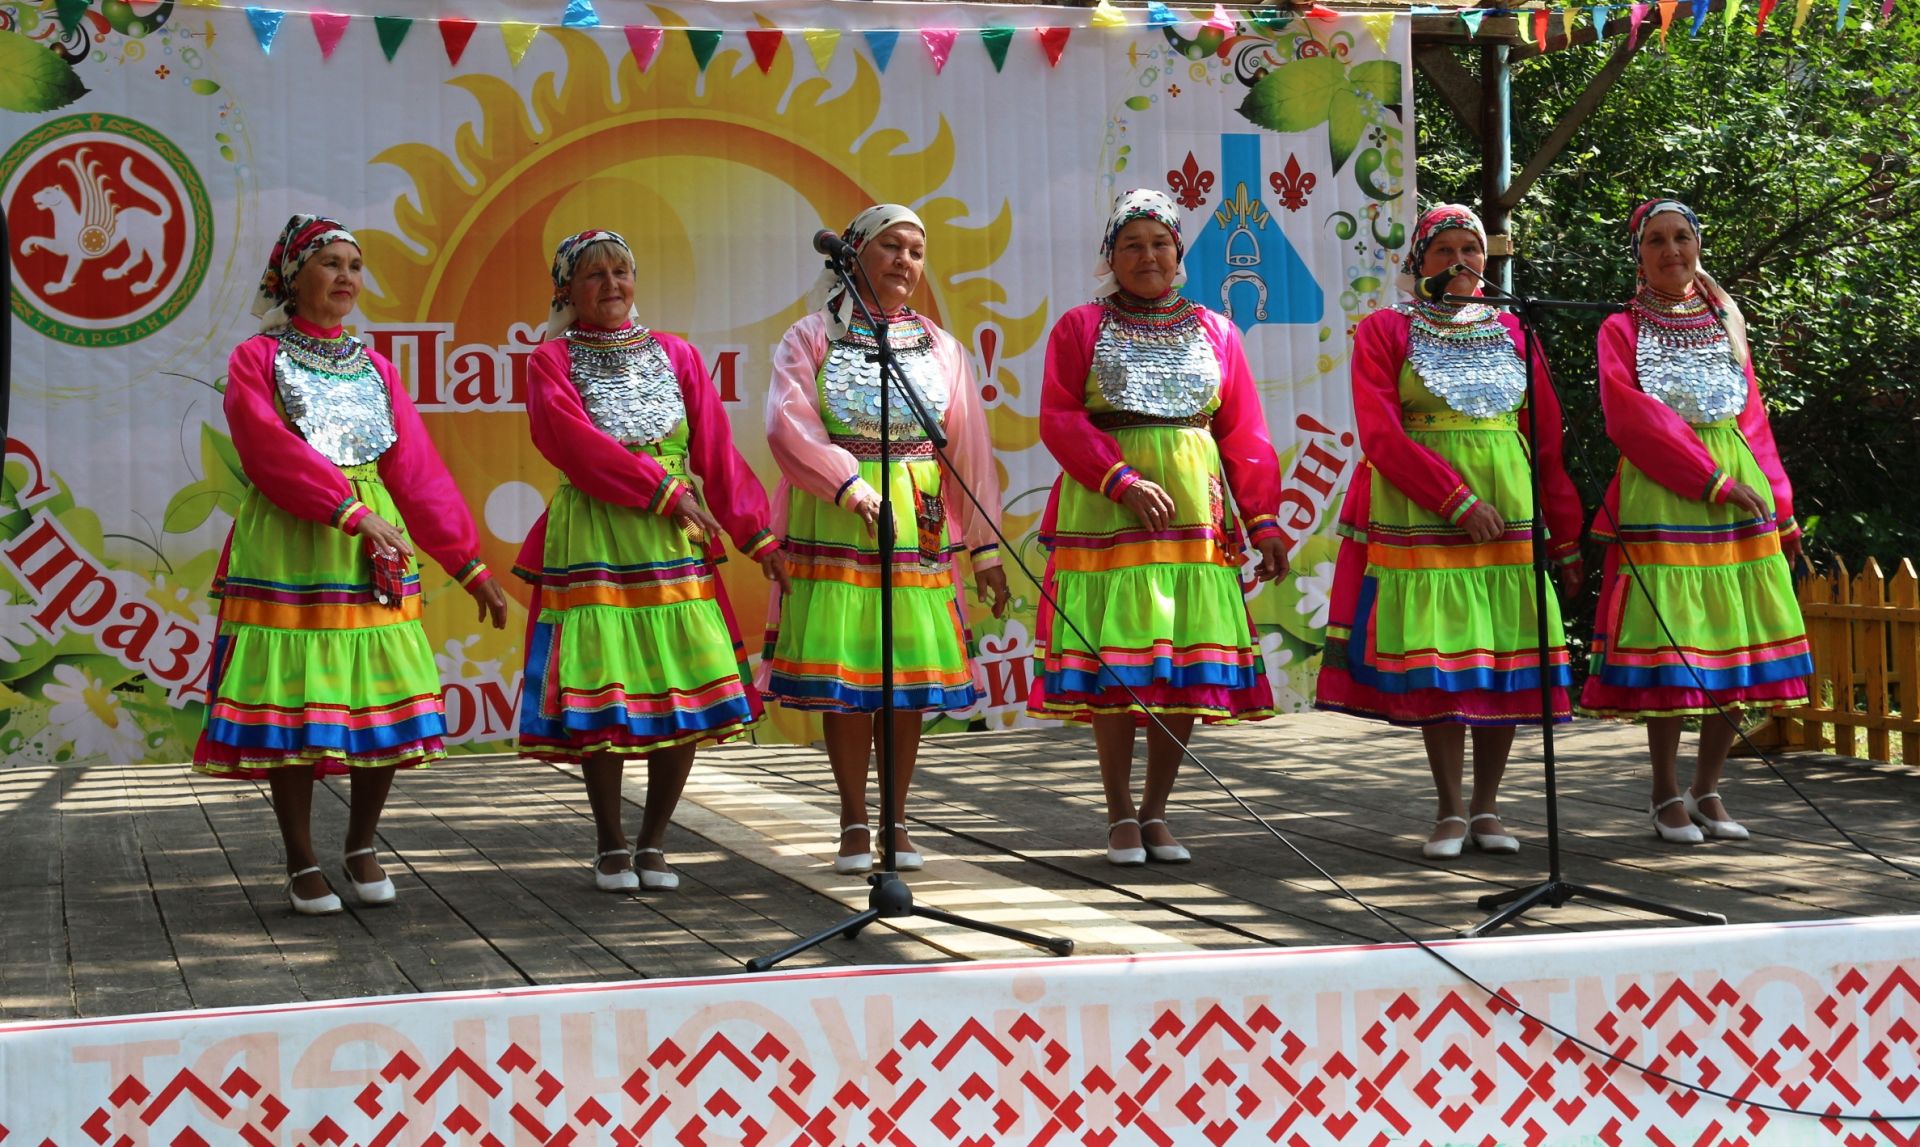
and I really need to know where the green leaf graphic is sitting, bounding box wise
[1326,87,1367,174]
[0,30,90,112]
[189,78,221,95]
[1235,55,1343,133]
[1347,60,1402,105]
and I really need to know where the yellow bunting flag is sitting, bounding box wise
[1092,0,1129,26]
[1724,0,1744,26]
[1516,7,1537,43]
[1792,0,1815,29]
[1360,12,1394,49]
[179,0,217,10]
[802,28,839,73]
[501,21,539,67]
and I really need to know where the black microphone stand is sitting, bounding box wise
[1440,275,1727,937]
[2,199,11,448]
[747,249,1072,972]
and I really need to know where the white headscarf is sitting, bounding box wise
[810,203,927,340]
[1093,188,1188,299]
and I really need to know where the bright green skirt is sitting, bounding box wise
[194,462,448,777]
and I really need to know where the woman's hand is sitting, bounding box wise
[849,490,883,538]
[353,513,414,561]
[760,548,792,593]
[470,577,509,630]
[1458,500,1505,544]
[671,494,723,547]
[1558,558,1586,598]
[977,565,1011,618]
[1120,479,1176,532]
[1252,536,1290,582]
[1722,481,1770,519]
[1780,531,1802,565]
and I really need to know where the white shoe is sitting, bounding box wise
[1468,813,1519,855]
[1651,796,1705,844]
[1140,818,1191,863]
[1106,818,1147,866]
[634,847,680,890]
[342,847,397,905]
[834,825,873,875]
[287,866,343,916]
[889,823,924,871]
[1422,816,1468,860]
[1684,791,1750,841]
[593,848,640,892]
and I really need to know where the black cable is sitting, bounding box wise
[856,298,1916,1124]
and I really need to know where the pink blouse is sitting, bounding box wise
[224,316,491,587]
[764,310,1003,567]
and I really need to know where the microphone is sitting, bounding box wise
[812,229,858,265]
[1413,263,1473,303]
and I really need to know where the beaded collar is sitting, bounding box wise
[1628,285,1746,423]
[1628,284,1728,350]
[1102,290,1202,335]
[278,325,372,375]
[1395,299,1528,419]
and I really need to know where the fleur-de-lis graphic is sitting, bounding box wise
[1167,151,1216,211]
[1268,154,1317,213]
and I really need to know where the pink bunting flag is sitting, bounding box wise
[438,17,477,66]
[1628,1,1650,44]
[745,27,782,72]
[921,27,956,74]
[1882,0,1895,18]
[1756,0,1779,32]
[1036,25,1071,65]
[1205,4,1235,31]
[625,25,663,71]
[310,11,348,58]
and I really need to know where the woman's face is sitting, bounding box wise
[291,241,363,326]
[1110,218,1181,300]
[1638,212,1700,295]
[1419,227,1487,298]
[567,249,636,329]
[855,223,926,312]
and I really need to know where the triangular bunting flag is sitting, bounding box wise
[1755,0,1779,30]
[1562,5,1579,38]
[1792,0,1813,31]
[562,0,598,28]
[1723,0,1743,28]
[626,26,664,71]
[745,27,782,71]
[1516,8,1536,43]
[803,28,839,73]
[1091,0,1129,27]
[1657,0,1678,43]
[1690,0,1710,34]
[439,18,477,66]
[1304,5,1341,19]
[1629,1,1650,43]
[1835,0,1852,27]
[374,15,411,60]
[1593,4,1611,34]
[1036,25,1071,65]
[686,28,722,72]
[1360,11,1394,49]
[981,24,1013,71]
[179,0,217,10]
[310,12,349,59]
[245,7,285,53]
[863,28,899,71]
[1205,4,1235,31]
[1534,8,1551,43]
[1146,2,1177,26]
[1459,8,1487,34]
[54,0,87,36]
[921,28,956,74]
[502,21,539,67]
[1882,0,1896,20]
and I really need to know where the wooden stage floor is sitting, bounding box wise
[4,711,1917,1022]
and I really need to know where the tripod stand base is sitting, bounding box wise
[746,871,1075,972]
[1464,879,1727,938]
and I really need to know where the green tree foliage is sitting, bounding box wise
[1417,19,1920,567]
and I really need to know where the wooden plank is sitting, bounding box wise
[0,767,74,1019]
[1413,45,1483,141]
[1893,561,1920,767]
[1859,560,1892,762]
[60,767,194,1018]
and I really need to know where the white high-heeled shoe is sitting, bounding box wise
[834,825,873,875]
[1684,791,1750,841]
[1468,813,1519,855]
[342,847,397,905]
[592,848,640,892]
[1106,818,1147,866]
[1139,818,1191,863]
[287,866,343,916]
[1422,816,1468,860]
[889,823,924,872]
[634,847,680,890]
[1650,796,1705,844]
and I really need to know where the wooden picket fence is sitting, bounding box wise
[1767,556,1920,765]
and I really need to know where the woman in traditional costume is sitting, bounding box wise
[761,204,1010,875]
[1314,204,1584,861]
[516,229,786,891]
[1027,189,1290,867]
[1582,199,1810,843]
[196,214,509,915]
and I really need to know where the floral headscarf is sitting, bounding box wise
[810,203,927,340]
[1628,198,1702,269]
[1398,203,1487,296]
[1094,188,1187,299]
[1627,197,1748,365]
[252,214,358,331]
[546,229,637,335]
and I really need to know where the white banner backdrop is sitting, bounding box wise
[3,917,1919,1142]
[0,0,1413,762]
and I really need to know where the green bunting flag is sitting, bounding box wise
[374,15,411,60]
[981,24,1013,72]
[686,28,722,72]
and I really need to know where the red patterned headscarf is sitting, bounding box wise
[547,228,637,334]
[252,214,358,331]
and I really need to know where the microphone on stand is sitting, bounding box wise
[1412,263,1474,303]
[812,229,858,266]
